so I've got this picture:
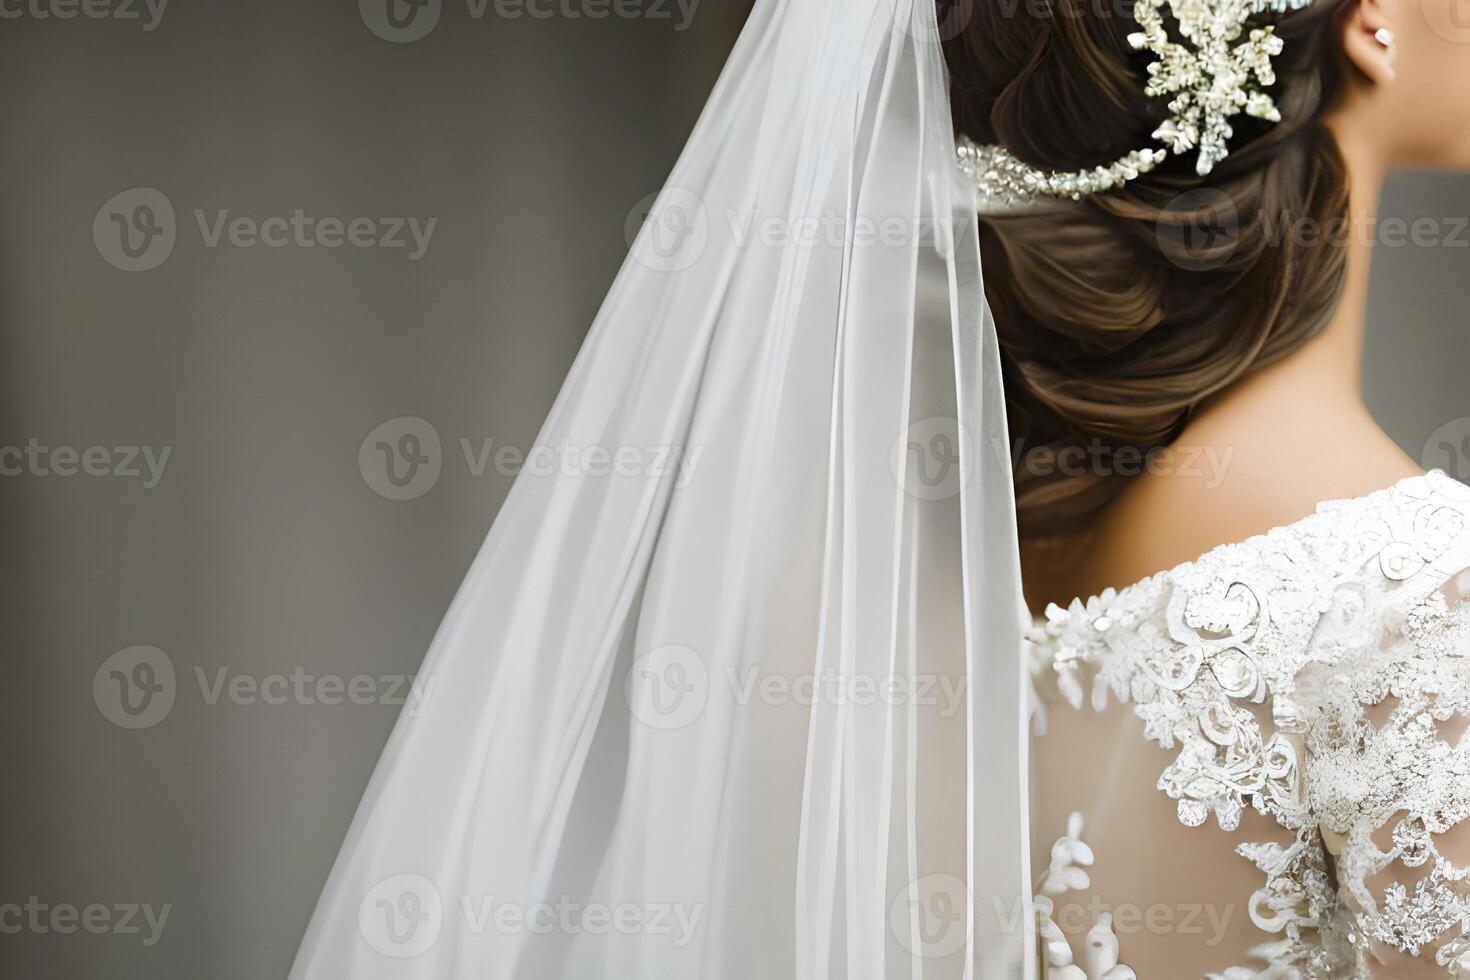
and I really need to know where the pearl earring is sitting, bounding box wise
[1375,27,1395,47]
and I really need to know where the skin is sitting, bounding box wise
[1024,6,1470,974]
[1026,0,1470,611]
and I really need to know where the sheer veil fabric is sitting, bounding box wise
[289,1,1033,977]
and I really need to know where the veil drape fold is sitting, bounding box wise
[289,1,1032,976]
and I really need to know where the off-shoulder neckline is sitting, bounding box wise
[1035,469,1468,622]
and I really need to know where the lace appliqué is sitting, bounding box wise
[1036,813,1139,980]
[1031,472,1470,978]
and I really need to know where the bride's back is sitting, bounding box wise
[1026,468,1470,975]
[946,0,1470,973]
[1024,352,1423,611]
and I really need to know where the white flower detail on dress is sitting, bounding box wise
[1031,472,1470,977]
[1037,814,1139,980]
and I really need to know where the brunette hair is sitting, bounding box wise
[943,0,1353,541]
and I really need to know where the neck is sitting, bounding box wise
[1314,117,1387,391]
[1217,117,1385,410]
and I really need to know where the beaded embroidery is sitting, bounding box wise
[957,0,1314,202]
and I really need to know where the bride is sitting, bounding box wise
[290,0,1470,977]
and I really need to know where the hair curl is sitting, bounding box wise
[943,0,1353,541]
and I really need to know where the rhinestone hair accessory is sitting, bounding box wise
[957,0,1316,202]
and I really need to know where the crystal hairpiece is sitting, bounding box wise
[957,0,1316,202]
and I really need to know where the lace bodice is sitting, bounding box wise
[1029,471,1470,978]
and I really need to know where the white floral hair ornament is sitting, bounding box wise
[957,0,1316,202]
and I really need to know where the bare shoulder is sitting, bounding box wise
[1046,389,1422,606]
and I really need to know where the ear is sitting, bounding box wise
[1338,0,1396,85]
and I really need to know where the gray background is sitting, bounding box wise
[0,2,1463,978]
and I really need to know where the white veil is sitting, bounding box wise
[289,0,1033,976]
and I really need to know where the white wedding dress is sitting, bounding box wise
[1028,470,1470,978]
[287,0,1470,976]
